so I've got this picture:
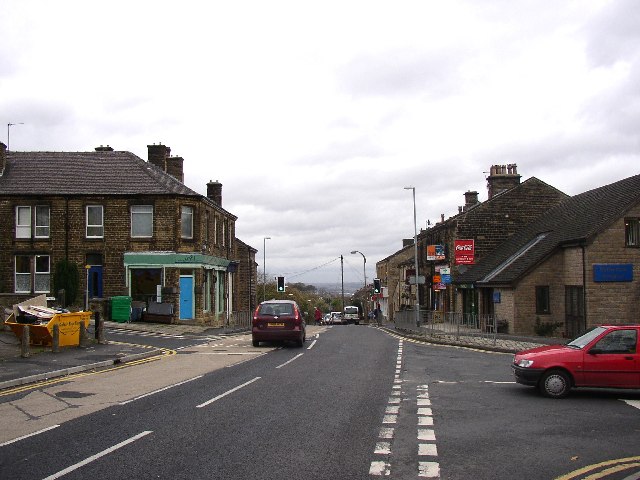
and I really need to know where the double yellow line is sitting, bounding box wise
[0,342,175,397]
[555,457,640,480]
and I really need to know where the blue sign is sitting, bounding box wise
[493,291,501,303]
[441,274,451,284]
[593,264,633,282]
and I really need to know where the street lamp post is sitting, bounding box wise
[263,237,271,302]
[351,250,367,320]
[404,186,420,326]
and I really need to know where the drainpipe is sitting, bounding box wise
[582,245,587,333]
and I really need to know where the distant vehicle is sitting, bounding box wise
[252,300,306,348]
[512,324,640,398]
[330,311,343,325]
[343,306,360,325]
[323,313,331,325]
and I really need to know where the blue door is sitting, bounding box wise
[179,276,194,320]
[88,266,103,298]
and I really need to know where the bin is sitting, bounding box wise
[110,296,132,323]
[6,311,92,347]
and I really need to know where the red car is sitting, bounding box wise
[512,324,639,398]
[252,300,306,348]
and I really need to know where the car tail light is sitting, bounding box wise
[293,309,301,326]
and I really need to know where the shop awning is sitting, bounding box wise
[124,252,231,270]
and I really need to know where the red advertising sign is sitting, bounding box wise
[454,239,475,265]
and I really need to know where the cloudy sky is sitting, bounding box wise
[1,0,639,287]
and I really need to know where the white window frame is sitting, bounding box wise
[16,206,31,239]
[222,220,226,247]
[86,205,104,238]
[131,205,153,238]
[213,216,218,245]
[181,206,194,239]
[34,205,50,238]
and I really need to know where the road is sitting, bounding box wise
[1,325,639,479]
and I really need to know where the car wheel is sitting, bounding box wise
[539,370,571,398]
[252,338,259,347]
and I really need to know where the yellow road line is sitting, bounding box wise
[554,457,640,480]
[0,343,175,397]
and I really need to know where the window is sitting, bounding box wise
[131,205,153,238]
[204,211,210,244]
[16,206,31,238]
[86,205,104,238]
[625,218,640,247]
[15,256,31,293]
[14,255,50,293]
[35,206,50,238]
[535,286,550,314]
[222,220,226,247]
[213,216,218,245]
[181,206,194,239]
[16,206,50,238]
[35,255,50,293]
[593,329,637,354]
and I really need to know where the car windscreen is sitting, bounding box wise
[567,326,607,349]
[344,307,358,314]
[259,303,294,316]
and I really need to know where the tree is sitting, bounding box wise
[53,259,80,307]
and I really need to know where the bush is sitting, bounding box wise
[534,317,562,337]
[53,259,80,307]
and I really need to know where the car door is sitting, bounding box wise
[582,328,639,388]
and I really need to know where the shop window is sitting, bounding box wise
[131,205,153,238]
[86,205,104,238]
[536,286,550,314]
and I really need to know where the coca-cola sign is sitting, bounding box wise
[454,239,475,265]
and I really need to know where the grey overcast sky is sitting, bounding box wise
[1,1,639,287]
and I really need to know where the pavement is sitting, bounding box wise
[0,319,561,392]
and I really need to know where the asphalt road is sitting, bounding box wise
[1,325,639,480]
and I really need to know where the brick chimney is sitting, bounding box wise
[464,190,479,211]
[95,145,114,152]
[166,156,184,183]
[487,164,520,199]
[207,180,222,206]
[147,144,171,171]
[0,142,6,176]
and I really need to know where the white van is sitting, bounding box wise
[343,306,360,325]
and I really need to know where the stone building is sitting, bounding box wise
[456,173,640,337]
[376,165,568,322]
[0,142,257,325]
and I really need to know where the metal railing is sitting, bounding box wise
[393,310,502,344]
[229,311,252,331]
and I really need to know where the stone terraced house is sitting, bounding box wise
[0,141,257,326]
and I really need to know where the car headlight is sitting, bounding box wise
[515,359,534,368]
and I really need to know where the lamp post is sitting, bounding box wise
[263,236,271,302]
[351,250,367,320]
[404,186,420,326]
[7,122,24,151]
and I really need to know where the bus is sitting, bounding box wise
[343,305,360,325]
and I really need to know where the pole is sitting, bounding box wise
[341,255,345,312]
[263,237,270,302]
[7,122,24,150]
[405,187,420,326]
[351,250,367,318]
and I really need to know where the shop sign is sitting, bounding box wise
[593,264,633,282]
[427,244,446,261]
[454,239,475,265]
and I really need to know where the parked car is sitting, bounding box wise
[322,313,331,325]
[512,324,640,398]
[252,300,306,348]
[330,311,343,325]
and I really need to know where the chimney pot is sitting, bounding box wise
[207,180,223,206]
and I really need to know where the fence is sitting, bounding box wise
[393,310,502,345]
[229,311,252,331]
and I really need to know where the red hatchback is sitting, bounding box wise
[252,300,306,348]
[512,324,640,398]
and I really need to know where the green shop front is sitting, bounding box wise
[123,252,234,325]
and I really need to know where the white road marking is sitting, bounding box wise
[369,460,391,476]
[0,425,60,447]
[375,442,392,454]
[379,427,394,439]
[275,353,304,369]
[419,443,438,456]
[120,376,203,405]
[418,429,436,441]
[383,415,398,424]
[418,407,433,416]
[622,399,640,410]
[196,377,261,408]
[418,416,434,426]
[42,430,152,480]
[388,397,401,404]
[417,398,431,406]
[385,406,399,414]
[418,461,440,478]
[307,340,317,349]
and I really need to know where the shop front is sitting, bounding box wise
[123,252,231,325]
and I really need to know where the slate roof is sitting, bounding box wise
[456,173,640,286]
[1,150,199,197]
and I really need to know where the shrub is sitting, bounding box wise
[53,259,80,307]
[534,317,562,337]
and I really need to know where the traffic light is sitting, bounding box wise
[277,276,285,292]
[373,278,381,294]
